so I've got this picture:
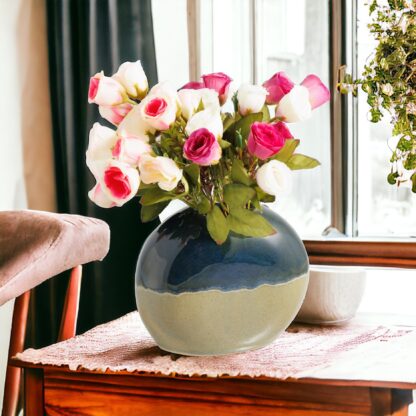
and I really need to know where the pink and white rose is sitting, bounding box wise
[275,85,312,123]
[301,74,330,109]
[112,136,152,166]
[89,160,140,207]
[88,72,126,106]
[247,121,292,160]
[140,82,179,130]
[139,155,183,191]
[201,72,232,105]
[263,72,294,105]
[183,128,222,166]
[113,60,148,99]
[99,103,133,126]
[256,160,292,196]
[237,84,267,116]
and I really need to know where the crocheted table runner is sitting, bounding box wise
[15,312,416,384]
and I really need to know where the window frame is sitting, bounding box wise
[186,0,416,268]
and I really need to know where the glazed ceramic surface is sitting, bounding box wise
[296,265,366,325]
[135,206,309,356]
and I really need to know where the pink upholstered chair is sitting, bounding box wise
[0,210,110,416]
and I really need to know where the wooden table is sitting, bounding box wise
[12,313,416,416]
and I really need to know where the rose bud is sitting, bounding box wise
[183,128,222,166]
[247,122,293,160]
[179,81,205,90]
[112,136,152,167]
[139,155,183,191]
[237,84,268,116]
[185,109,223,140]
[86,123,118,176]
[89,160,140,207]
[263,71,294,105]
[275,85,312,123]
[256,160,293,196]
[201,72,232,105]
[300,74,330,109]
[88,71,126,106]
[113,60,148,99]
[99,102,133,126]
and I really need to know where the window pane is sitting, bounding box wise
[356,5,416,237]
[257,0,331,238]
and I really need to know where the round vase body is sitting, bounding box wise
[135,206,309,356]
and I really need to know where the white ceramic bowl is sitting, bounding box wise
[295,265,366,324]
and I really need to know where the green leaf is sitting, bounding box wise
[286,154,321,170]
[137,183,158,196]
[387,172,399,185]
[411,173,416,193]
[255,187,276,203]
[273,139,300,162]
[218,139,232,149]
[231,159,253,186]
[196,195,211,214]
[261,104,270,122]
[223,113,239,132]
[140,202,169,223]
[206,206,229,244]
[227,208,276,238]
[140,188,174,206]
[223,184,256,209]
[230,112,263,141]
[184,164,200,186]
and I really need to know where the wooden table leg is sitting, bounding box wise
[24,368,44,416]
[370,387,413,416]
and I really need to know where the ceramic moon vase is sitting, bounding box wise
[135,206,309,356]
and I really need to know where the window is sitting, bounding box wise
[189,0,416,241]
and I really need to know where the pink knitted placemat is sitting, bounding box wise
[15,312,416,384]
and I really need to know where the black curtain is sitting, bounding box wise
[29,0,158,348]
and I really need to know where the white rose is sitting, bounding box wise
[237,84,267,116]
[139,155,183,191]
[185,109,223,140]
[86,123,118,176]
[89,160,140,207]
[256,160,292,196]
[113,60,148,99]
[275,85,312,123]
[178,88,220,120]
[117,104,154,141]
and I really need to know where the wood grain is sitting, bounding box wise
[24,368,44,416]
[304,240,416,268]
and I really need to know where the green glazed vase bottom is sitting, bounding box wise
[136,273,309,356]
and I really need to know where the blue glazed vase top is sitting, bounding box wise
[136,206,309,294]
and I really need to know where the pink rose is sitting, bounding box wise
[201,72,232,105]
[263,72,294,105]
[180,81,204,90]
[88,183,116,208]
[183,128,222,166]
[88,72,125,106]
[247,122,293,160]
[99,103,133,125]
[301,74,330,109]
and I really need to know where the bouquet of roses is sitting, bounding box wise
[87,61,330,244]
